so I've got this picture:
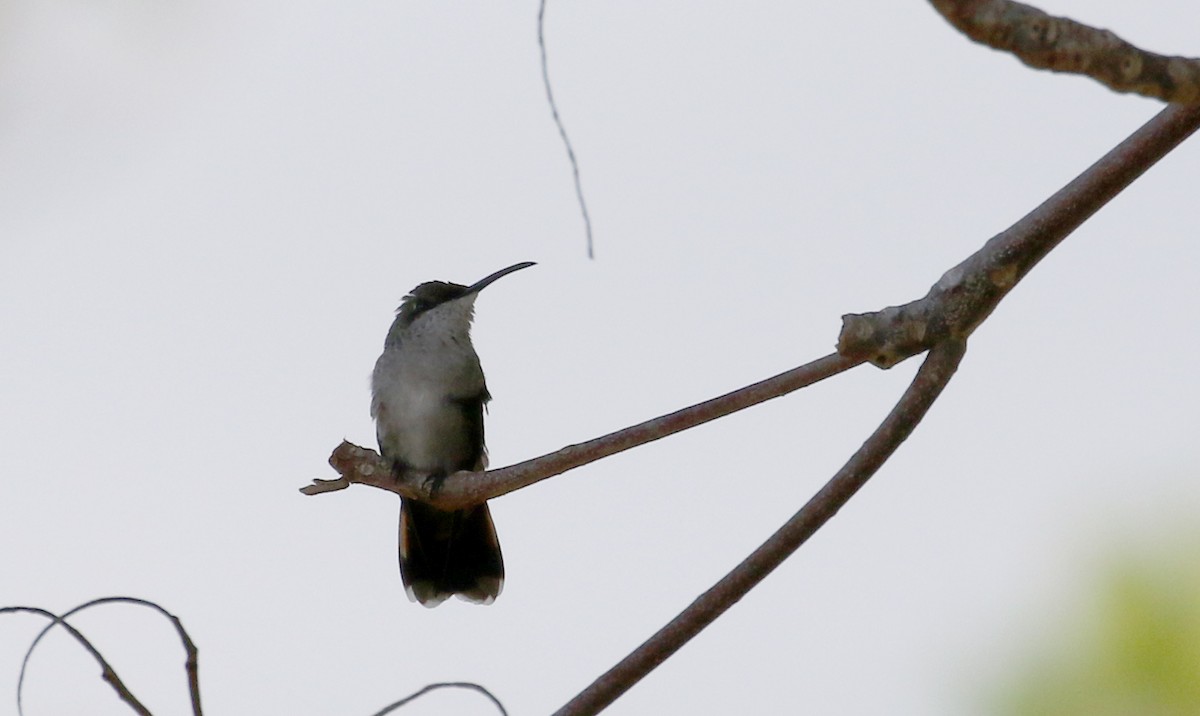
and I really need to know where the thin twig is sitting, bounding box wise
[538,0,595,258]
[2,606,152,716]
[369,681,508,716]
[554,339,968,715]
[17,597,202,716]
[928,0,1200,103]
[303,353,862,508]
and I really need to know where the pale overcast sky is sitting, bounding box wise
[2,2,1198,714]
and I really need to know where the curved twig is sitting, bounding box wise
[1,605,152,716]
[538,0,595,258]
[17,596,201,716]
[369,681,508,716]
[303,352,862,509]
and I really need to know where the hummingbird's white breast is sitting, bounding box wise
[371,295,488,473]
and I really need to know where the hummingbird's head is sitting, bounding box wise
[385,261,536,344]
[395,281,473,331]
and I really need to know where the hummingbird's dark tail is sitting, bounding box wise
[398,498,504,607]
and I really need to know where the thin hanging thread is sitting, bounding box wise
[538,0,595,259]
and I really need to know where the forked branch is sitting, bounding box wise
[554,339,968,715]
[300,6,1200,716]
[553,95,1200,716]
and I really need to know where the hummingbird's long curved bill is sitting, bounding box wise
[465,261,537,295]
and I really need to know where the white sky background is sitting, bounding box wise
[1,1,1199,714]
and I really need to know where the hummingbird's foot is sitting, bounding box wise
[424,473,448,500]
[389,461,429,495]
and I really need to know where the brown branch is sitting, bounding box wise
[929,0,1200,103]
[554,339,968,715]
[302,352,862,509]
[2,605,153,716]
[307,104,1200,513]
[838,101,1200,368]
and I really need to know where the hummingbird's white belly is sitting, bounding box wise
[384,383,473,472]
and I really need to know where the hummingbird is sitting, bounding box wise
[371,261,535,606]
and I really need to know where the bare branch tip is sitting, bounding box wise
[300,477,351,496]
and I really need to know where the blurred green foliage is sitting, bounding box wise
[997,541,1200,715]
